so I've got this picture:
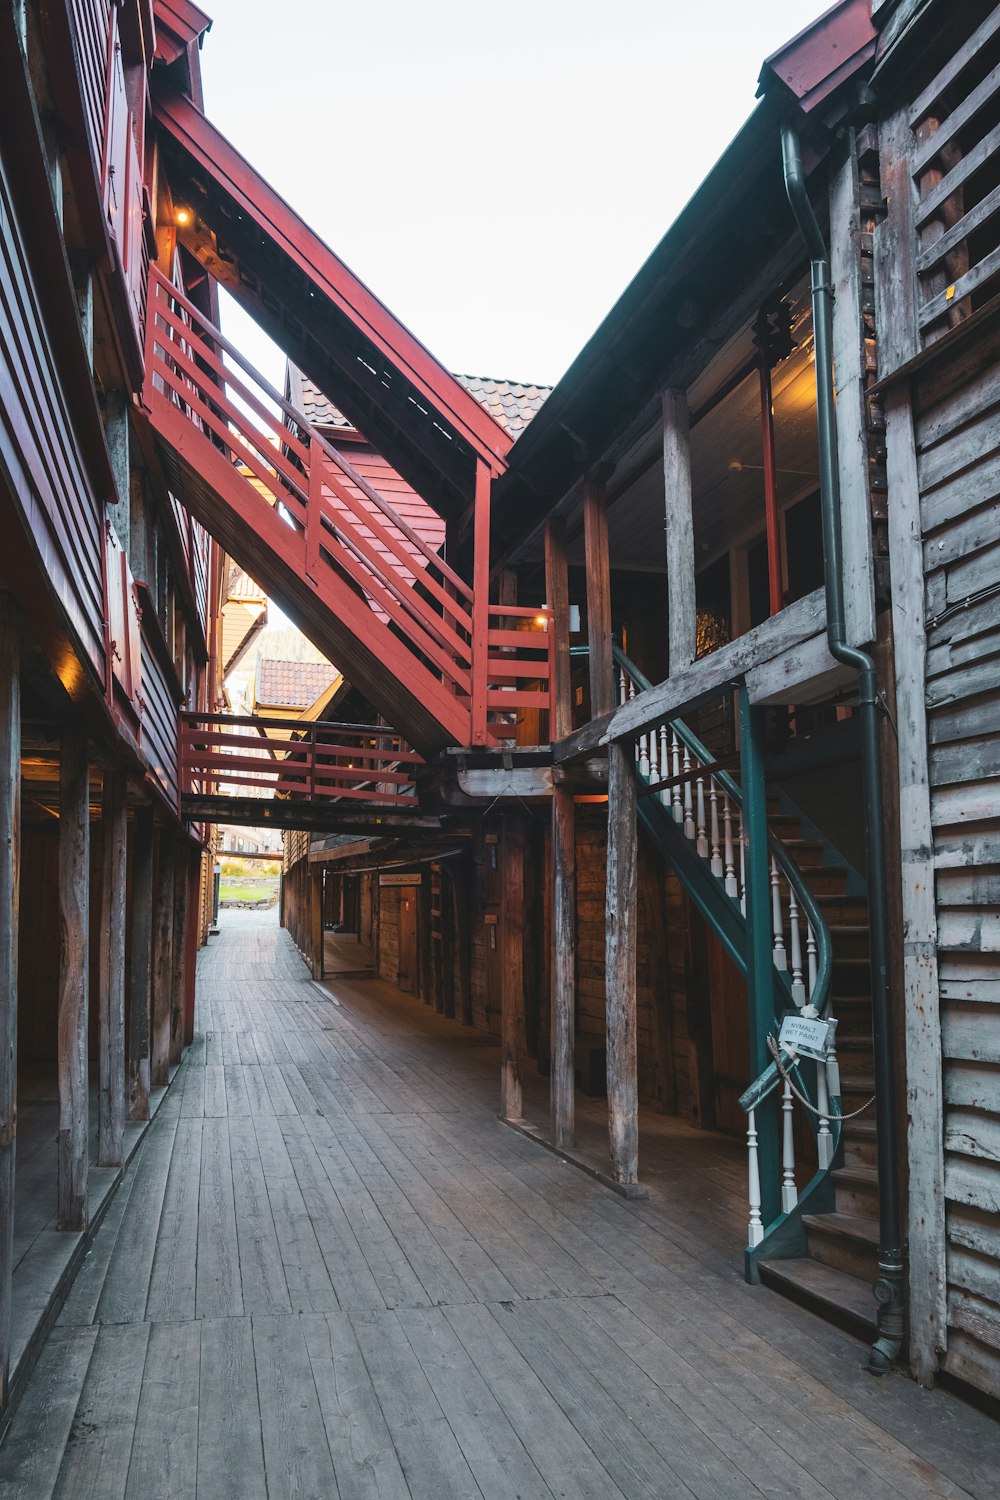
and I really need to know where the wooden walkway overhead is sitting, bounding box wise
[0,913,995,1499]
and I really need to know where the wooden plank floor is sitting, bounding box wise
[1,909,996,1499]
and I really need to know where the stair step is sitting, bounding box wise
[841,1117,877,1166]
[758,1258,878,1342]
[832,1164,880,1218]
[802,1211,880,1281]
[827,924,871,959]
[795,864,850,896]
[817,896,870,922]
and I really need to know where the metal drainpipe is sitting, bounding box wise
[781,125,904,1374]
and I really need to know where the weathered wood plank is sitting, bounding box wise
[884,386,947,1383]
[197,1316,267,1500]
[0,593,20,1411]
[58,726,90,1231]
[51,1321,151,1500]
[252,1314,339,1497]
[169,845,189,1067]
[125,1321,200,1500]
[544,516,572,741]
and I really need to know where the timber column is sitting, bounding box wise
[58,727,90,1230]
[606,739,639,1185]
[546,517,576,1149]
[0,596,21,1408]
[662,389,696,672]
[500,810,527,1122]
[97,768,127,1166]
[310,866,324,979]
[128,805,154,1119]
[169,843,189,1066]
[150,832,175,1088]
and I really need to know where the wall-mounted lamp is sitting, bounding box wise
[176,208,192,226]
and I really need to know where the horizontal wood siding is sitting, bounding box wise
[916,322,1000,1396]
[139,625,181,809]
[70,0,113,173]
[0,153,105,680]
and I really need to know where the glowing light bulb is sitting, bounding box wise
[176,208,191,226]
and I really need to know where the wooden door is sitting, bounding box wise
[397,891,418,994]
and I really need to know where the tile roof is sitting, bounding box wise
[454,375,551,438]
[256,658,338,709]
[286,366,550,440]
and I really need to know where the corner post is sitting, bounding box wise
[606,740,639,1185]
[58,727,90,1231]
[471,459,492,745]
[738,684,780,1229]
[98,768,128,1166]
[500,809,527,1122]
[128,805,154,1120]
[662,389,697,672]
[310,865,324,979]
[0,595,21,1409]
[150,832,175,1088]
[169,843,189,1066]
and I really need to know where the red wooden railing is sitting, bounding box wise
[144,267,555,747]
[180,713,423,806]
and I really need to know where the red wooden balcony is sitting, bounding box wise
[142,267,554,753]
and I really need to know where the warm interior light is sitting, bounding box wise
[176,208,191,225]
[534,614,548,627]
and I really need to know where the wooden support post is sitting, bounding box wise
[128,805,154,1120]
[550,784,576,1149]
[544,517,573,741]
[97,768,127,1167]
[150,832,174,1088]
[311,866,324,979]
[0,596,20,1409]
[662,389,697,674]
[605,741,638,1185]
[453,854,473,1025]
[471,459,492,745]
[183,857,199,1046]
[583,473,614,717]
[58,727,90,1231]
[500,810,527,1121]
[169,845,189,1067]
[738,685,780,1228]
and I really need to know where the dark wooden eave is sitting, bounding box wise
[152,91,512,521]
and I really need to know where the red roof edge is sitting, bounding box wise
[153,0,212,66]
[757,0,877,115]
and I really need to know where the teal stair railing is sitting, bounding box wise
[610,644,842,1270]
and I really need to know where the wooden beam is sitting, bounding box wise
[500,810,527,1122]
[97,769,127,1168]
[58,727,90,1231]
[550,784,576,1150]
[662,389,696,673]
[150,833,175,1088]
[0,596,20,1409]
[583,474,614,718]
[128,805,154,1121]
[605,742,638,1186]
[544,518,573,741]
[169,845,189,1067]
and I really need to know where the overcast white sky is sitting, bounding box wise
[200,0,817,391]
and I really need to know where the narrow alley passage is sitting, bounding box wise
[0,913,994,1500]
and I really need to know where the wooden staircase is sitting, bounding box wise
[141,267,552,756]
[759,909,880,1341]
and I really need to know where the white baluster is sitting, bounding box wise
[788,888,806,1007]
[770,857,787,971]
[695,774,708,860]
[709,781,723,877]
[671,731,683,825]
[816,1058,833,1170]
[638,732,650,781]
[682,745,695,840]
[723,796,738,897]
[658,725,670,808]
[739,812,747,914]
[648,724,659,786]
[781,1076,798,1213]
[806,920,818,1002]
[747,1109,764,1248]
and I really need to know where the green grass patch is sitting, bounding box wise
[220,880,279,903]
